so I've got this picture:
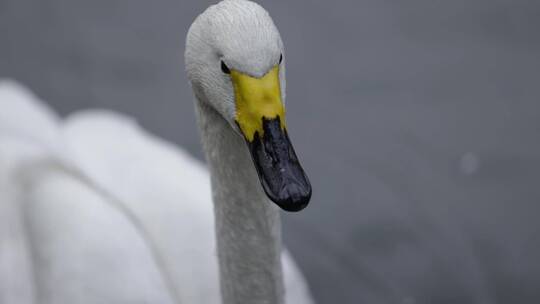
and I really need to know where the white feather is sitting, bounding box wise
[0,79,313,303]
[0,1,314,303]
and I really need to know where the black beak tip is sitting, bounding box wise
[270,183,312,212]
[245,117,312,213]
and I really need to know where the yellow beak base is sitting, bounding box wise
[231,66,285,142]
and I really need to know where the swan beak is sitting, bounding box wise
[232,66,311,212]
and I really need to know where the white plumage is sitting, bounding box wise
[1,1,314,303]
[0,79,313,303]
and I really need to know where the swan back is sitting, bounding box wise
[0,80,220,303]
[0,80,62,152]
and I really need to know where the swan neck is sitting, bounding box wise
[195,99,285,304]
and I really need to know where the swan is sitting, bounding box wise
[0,1,314,303]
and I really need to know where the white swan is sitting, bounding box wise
[0,1,314,304]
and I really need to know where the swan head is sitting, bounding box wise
[185,0,311,212]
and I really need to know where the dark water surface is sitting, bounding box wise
[2,0,540,303]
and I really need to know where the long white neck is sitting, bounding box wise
[195,99,285,304]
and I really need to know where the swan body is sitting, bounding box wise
[0,80,313,303]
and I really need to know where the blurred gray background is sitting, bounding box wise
[2,0,540,303]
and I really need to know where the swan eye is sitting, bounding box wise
[221,61,231,74]
[279,54,283,64]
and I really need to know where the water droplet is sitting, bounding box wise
[459,152,479,175]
